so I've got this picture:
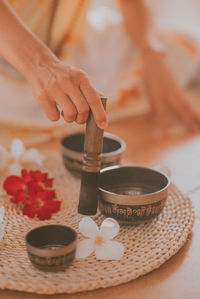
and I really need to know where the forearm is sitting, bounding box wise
[0,0,108,128]
[0,0,56,80]
[118,0,163,54]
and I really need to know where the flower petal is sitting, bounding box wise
[95,240,124,260]
[30,170,47,182]
[23,204,36,218]
[76,239,94,259]
[47,199,61,211]
[79,216,99,238]
[10,191,26,203]
[22,149,44,166]
[10,139,25,160]
[0,146,9,171]
[24,191,60,220]
[3,175,25,196]
[38,190,56,201]
[28,181,43,192]
[14,190,27,203]
[21,169,32,183]
[43,178,53,188]
[8,162,22,175]
[100,218,120,240]
[37,206,52,220]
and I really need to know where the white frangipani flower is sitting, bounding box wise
[0,139,44,175]
[76,217,124,260]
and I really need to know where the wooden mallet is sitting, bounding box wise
[78,97,107,215]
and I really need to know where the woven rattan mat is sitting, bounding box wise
[0,154,194,295]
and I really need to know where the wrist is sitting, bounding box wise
[19,40,58,82]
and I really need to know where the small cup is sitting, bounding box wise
[61,132,126,175]
[25,225,77,272]
[98,166,170,224]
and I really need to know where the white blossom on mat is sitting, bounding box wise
[76,216,124,260]
[0,139,44,175]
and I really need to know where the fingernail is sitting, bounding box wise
[100,121,108,129]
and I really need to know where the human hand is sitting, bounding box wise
[142,49,200,132]
[0,0,107,129]
[27,54,108,129]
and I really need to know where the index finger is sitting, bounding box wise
[80,77,108,129]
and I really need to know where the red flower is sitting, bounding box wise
[21,169,32,184]
[3,175,28,203]
[10,190,28,203]
[30,170,47,182]
[24,170,54,192]
[3,169,61,220]
[29,170,53,188]
[3,175,26,196]
[23,191,60,220]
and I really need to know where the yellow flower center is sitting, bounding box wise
[95,236,104,246]
[8,157,15,165]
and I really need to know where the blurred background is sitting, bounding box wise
[1,0,200,147]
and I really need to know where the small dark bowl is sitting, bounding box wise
[61,132,126,175]
[25,225,77,272]
[98,166,170,225]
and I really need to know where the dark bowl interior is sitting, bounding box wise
[99,166,169,196]
[61,133,122,154]
[26,225,77,249]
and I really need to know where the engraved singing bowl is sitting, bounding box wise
[61,132,126,175]
[98,166,170,224]
[25,225,77,272]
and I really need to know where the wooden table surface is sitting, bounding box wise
[1,115,200,299]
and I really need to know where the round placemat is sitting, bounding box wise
[0,154,194,294]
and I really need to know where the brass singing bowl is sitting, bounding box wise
[98,166,170,224]
[61,132,126,175]
[25,225,77,272]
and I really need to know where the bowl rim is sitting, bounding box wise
[25,224,77,257]
[61,132,126,160]
[98,165,170,204]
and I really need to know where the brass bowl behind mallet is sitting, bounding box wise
[98,166,170,224]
